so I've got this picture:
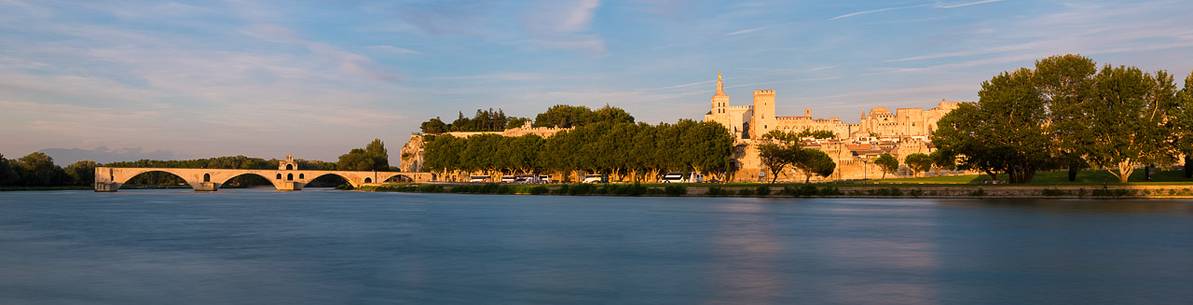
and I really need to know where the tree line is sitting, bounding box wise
[419,104,636,134]
[932,54,1193,183]
[422,119,735,182]
[0,152,94,187]
[420,108,531,133]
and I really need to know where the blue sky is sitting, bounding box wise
[2,0,1192,164]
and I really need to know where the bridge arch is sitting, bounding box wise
[303,172,357,188]
[379,172,414,183]
[117,169,193,189]
[218,172,281,189]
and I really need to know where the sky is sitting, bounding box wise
[2,0,1192,165]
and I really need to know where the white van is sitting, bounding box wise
[660,173,687,183]
[582,174,607,184]
[468,175,491,183]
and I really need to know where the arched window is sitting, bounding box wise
[364,177,372,183]
[287,173,294,181]
[276,173,282,180]
[299,173,305,179]
[286,164,293,170]
[203,173,211,182]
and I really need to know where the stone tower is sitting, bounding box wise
[710,72,728,114]
[751,89,775,139]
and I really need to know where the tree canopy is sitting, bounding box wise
[337,138,390,171]
[874,153,899,179]
[532,105,635,128]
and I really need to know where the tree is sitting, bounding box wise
[1034,54,1097,181]
[1084,66,1177,183]
[874,153,899,179]
[904,153,933,177]
[757,143,790,184]
[1172,71,1193,178]
[932,68,1051,183]
[505,117,531,129]
[65,160,98,186]
[534,105,593,128]
[337,139,390,171]
[420,117,448,134]
[793,149,835,183]
[15,152,69,186]
[928,150,955,174]
[0,154,20,185]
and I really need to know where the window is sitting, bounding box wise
[203,173,210,182]
[299,173,305,179]
[286,164,293,170]
[276,173,282,180]
[287,173,293,181]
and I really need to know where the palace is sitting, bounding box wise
[703,72,960,141]
[702,72,965,181]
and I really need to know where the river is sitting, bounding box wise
[1,189,1191,305]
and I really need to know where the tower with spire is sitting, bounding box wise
[710,71,729,115]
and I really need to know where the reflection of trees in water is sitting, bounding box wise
[704,202,785,305]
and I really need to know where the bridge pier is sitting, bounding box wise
[194,182,219,192]
[95,182,119,192]
[276,181,303,191]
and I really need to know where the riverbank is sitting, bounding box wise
[359,182,1193,199]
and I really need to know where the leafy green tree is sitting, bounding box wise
[337,139,390,171]
[592,105,635,125]
[534,105,593,128]
[1172,71,1193,178]
[932,68,1051,183]
[0,154,20,185]
[904,153,933,177]
[15,152,69,186]
[793,149,835,183]
[65,160,98,185]
[929,150,955,172]
[420,117,448,134]
[1034,54,1097,181]
[505,117,531,129]
[1084,66,1177,183]
[874,153,899,179]
[757,143,791,184]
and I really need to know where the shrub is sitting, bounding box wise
[569,183,595,195]
[552,184,570,195]
[818,186,842,196]
[418,184,444,193]
[664,185,687,196]
[529,185,549,195]
[706,186,727,197]
[1092,188,1132,198]
[909,189,923,197]
[736,188,755,196]
[755,185,771,196]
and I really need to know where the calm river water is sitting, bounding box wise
[1,189,1191,305]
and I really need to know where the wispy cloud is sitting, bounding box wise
[934,0,1006,9]
[726,26,768,36]
[830,4,926,21]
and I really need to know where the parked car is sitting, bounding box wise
[468,175,491,183]
[500,176,516,183]
[582,174,607,184]
[539,175,552,184]
[660,172,687,183]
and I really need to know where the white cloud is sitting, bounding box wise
[934,0,1006,9]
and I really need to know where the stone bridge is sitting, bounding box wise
[93,155,432,192]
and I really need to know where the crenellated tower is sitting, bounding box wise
[750,89,775,139]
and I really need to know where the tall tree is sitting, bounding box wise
[420,117,448,134]
[757,143,790,184]
[1172,71,1193,178]
[1084,66,1177,183]
[932,69,1051,183]
[337,139,390,171]
[1034,54,1097,181]
[874,153,899,179]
